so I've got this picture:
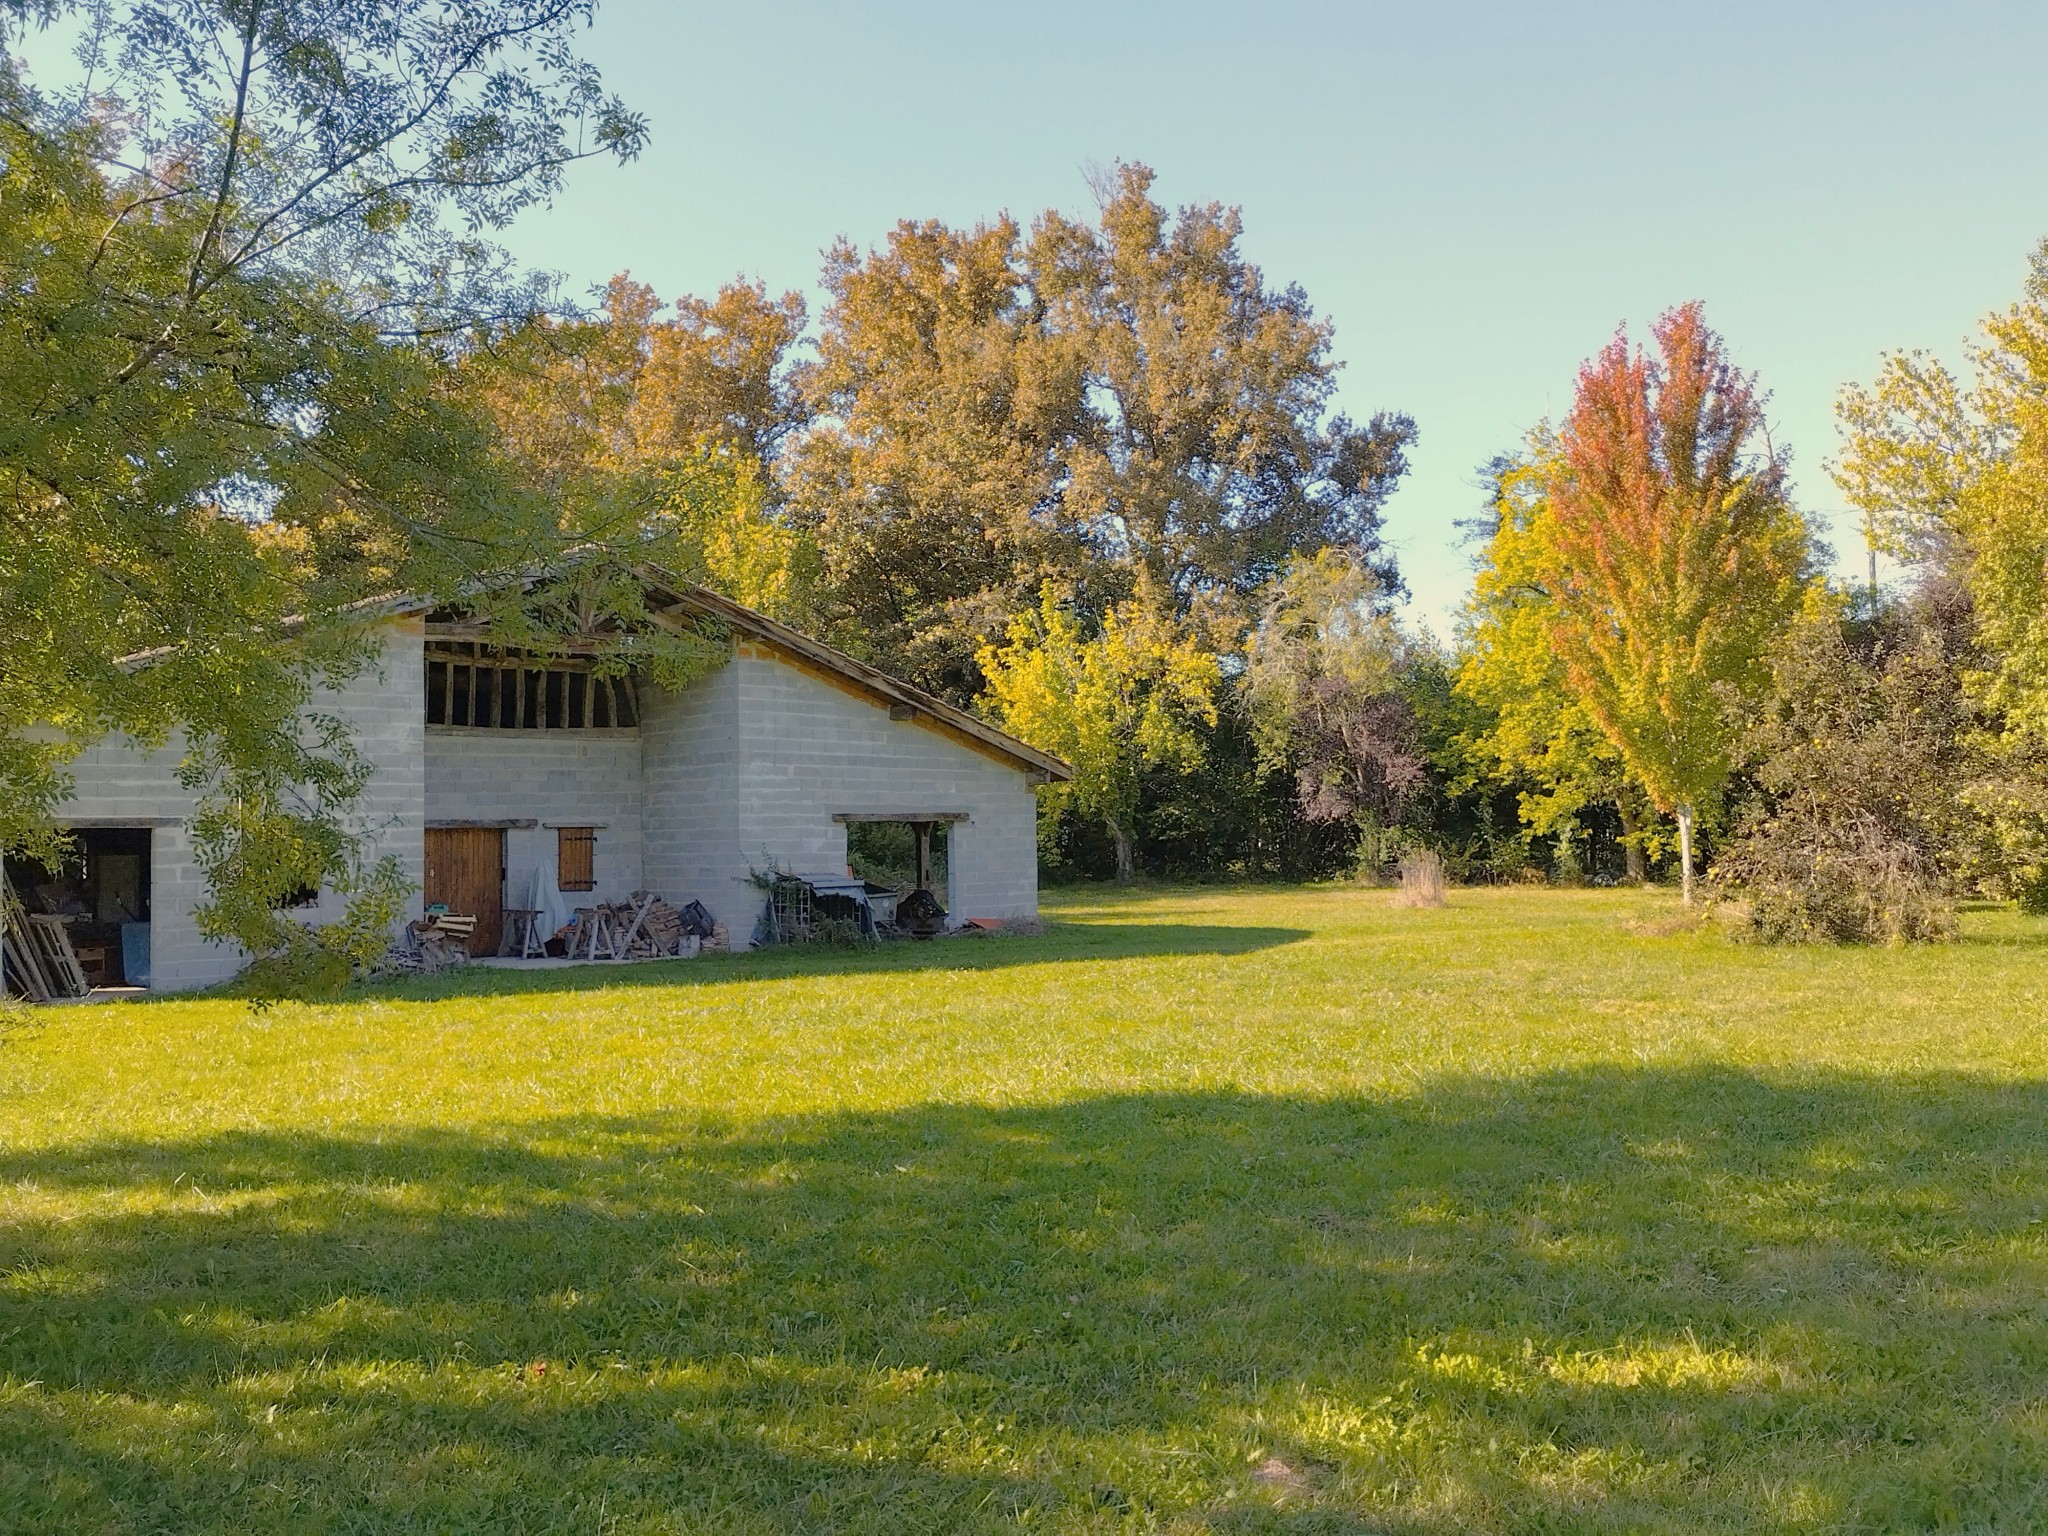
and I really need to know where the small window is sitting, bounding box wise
[557,827,596,892]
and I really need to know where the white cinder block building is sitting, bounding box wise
[13,573,1067,993]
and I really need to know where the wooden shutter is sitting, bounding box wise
[558,827,596,892]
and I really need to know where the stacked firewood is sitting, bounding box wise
[631,893,688,956]
[377,915,476,976]
[569,893,705,959]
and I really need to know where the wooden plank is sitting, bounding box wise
[832,811,971,823]
[2,867,55,1002]
[424,628,617,657]
[616,893,656,953]
[46,817,182,828]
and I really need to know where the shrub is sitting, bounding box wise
[1713,610,1966,944]
[1396,847,1447,908]
[1718,812,1955,944]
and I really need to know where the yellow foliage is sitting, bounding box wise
[977,590,1218,878]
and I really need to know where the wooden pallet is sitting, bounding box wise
[2,869,86,1002]
[2,868,54,1002]
[27,916,89,997]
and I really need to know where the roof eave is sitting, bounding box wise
[633,566,1073,784]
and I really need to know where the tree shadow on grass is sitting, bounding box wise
[351,920,1313,1001]
[5,1067,2048,1532]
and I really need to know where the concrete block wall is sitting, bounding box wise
[424,728,644,906]
[36,726,239,991]
[313,617,427,928]
[47,620,427,991]
[637,643,1046,941]
[639,653,746,929]
[730,644,1042,923]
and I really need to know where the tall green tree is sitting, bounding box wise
[458,274,819,623]
[787,215,1092,699]
[789,164,1416,702]
[1,1,648,959]
[1534,305,1814,901]
[1032,165,1416,613]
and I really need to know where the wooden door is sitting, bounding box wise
[425,827,504,956]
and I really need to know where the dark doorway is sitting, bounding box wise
[5,827,152,988]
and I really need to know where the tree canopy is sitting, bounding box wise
[1836,237,2048,739]
[790,164,1416,702]
[1530,305,1814,897]
[0,1,651,959]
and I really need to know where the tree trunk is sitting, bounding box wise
[1676,802,1695,905]
[1617,797,1648,884]
[1110,819,1134,885]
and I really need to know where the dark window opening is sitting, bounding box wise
[846,821,950,896]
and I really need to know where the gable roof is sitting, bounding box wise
[637,571,1070,783]
[119,562,1073,783]
[417,565,1072,784]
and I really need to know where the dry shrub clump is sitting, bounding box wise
[1396,847,1447,908]
[1717,815,1955,944]
[1714,613,1965,945]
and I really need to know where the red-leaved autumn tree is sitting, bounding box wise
[1539,304,1814,900]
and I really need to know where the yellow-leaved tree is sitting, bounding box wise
[1459,446,1656,879]
[1535,305,1814,902]
[977,591,1219,882]
[1835,239,2048,907]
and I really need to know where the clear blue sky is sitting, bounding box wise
[492,0,2048,630]
[27,2,2046,627]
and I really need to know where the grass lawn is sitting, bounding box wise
[4,886,2048,1533]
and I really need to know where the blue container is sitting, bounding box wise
[121,922,151,989]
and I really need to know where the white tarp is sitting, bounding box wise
[521,864,574,939]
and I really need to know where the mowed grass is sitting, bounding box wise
[3,888,2048,1534]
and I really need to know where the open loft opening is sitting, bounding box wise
[424,640,641,730]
